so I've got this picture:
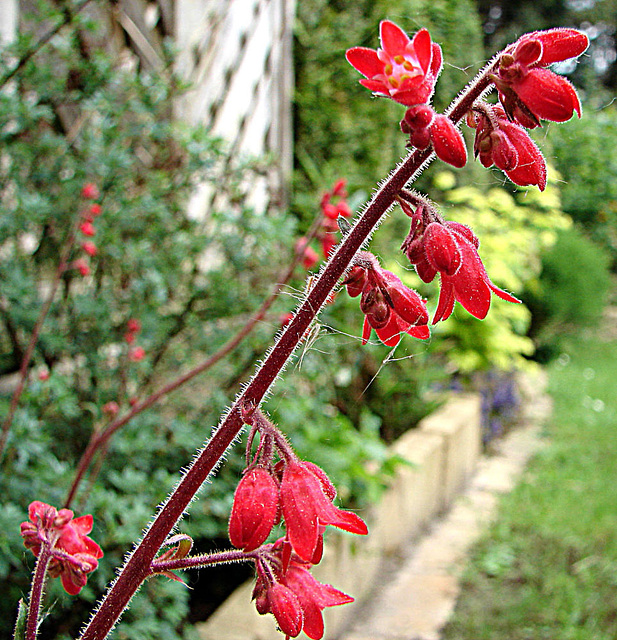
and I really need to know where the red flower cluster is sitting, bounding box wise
[73,184,103,277]
[468,104,547,190]
[253,540,353,639]
[493,28,588,128]
[401,200,519,322]
[319,179,351,259]
[346,22,466,168]
[20,501,103,595]
[344,252,429,347]
[228,409,367,639]
[229,459,366,563]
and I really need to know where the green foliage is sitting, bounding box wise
[0,5,297,636]
[525,227,612,357]
[548,106,617,265]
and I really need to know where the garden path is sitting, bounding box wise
[338,393,549,640]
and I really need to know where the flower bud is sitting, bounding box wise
[424,223,462,276]
[229,467,279,552]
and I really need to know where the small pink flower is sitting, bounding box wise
[493,28,588,127]
[229,467,279,552]
[21,501,103,595]
[81,183,100,200]
[346,21,442,107]
[88,203,102,217]
[38,369,50,381]
[129,346,145,362]
[79,221,96,237]
[82,241,98,257]
[102,401,119,417]
[73,258,90,277]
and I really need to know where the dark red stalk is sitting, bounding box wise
[79,63,496,640]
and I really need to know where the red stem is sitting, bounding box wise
[25,545,53,640]
[64,213,324,508]
[79,62,496,640]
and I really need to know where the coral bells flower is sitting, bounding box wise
[129,346,146,362]
[82,241,98,256]
[229,466,279,552]
[296,238,320,270]
[280,460,367,563]
[20,501,103,595]
[401,106,467,168]
[254,542,354,639]
[346,21,442,107]
[344,254,430,347]
[492,28,588,127]
[469,104,547,190]
[73,258,90,277]
[79,221,96,237]
[81,183,100,200]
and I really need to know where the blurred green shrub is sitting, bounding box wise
[524,227,612,359]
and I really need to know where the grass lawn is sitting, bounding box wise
[442,330,617,640]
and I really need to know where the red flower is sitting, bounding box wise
[89,203,102,217]
[280,460,367,563]
[428,223,520,323]
[229,467,279,552]
[253,542,354,639]
[129,346,146,362]
[81,183,100,200]
[21,501,103,595]
[82,241,98,256]
[345,255,430,347]
[469,104,547,190]
[79,221,96,237]
[296,238,320,270]
[73,258,90,277]
[102,401,119,416]
[493,28,588,127]
[346,21,442,107]
[126,318,141,334]
[282,562,353,640]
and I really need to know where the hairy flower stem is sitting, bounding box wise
[25,544,52,640]
[64,211,325,509]
[79,62,497,640]
[150,548,254,575]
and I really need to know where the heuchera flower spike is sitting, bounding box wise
[469,104,547,190]
[346,21,442,106]
[20,501,103,595]
[493,28,589,127]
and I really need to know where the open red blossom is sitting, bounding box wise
[431,224,520,323]
[20,501,103,595]
[493,28,588,127]
[346,21,442,106]
[469,104,547,190]
[229,467,279,552]
[280,460,367,563]
[253,542,354,639]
